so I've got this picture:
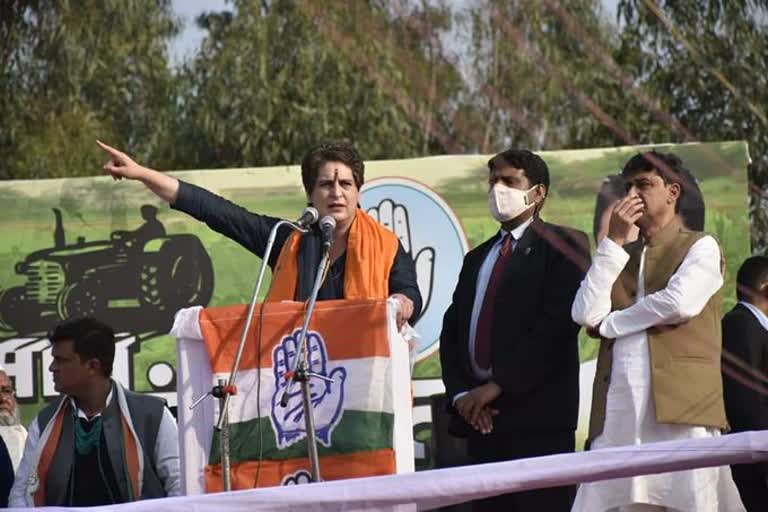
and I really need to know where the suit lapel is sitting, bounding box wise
[502,218,539,279]
[468,234,503,285]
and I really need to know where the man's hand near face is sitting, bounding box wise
[608,195,644,247]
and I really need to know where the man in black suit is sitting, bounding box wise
[440,149,589,511]
[722,255,768,512]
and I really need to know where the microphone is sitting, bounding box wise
[295,207,319,228]
[319,216,336,251]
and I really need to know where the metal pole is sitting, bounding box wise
[299,372,321,481]
[279,248,332,481]
[217,378,232,491]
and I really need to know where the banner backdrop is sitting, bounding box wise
[0,141,751,467]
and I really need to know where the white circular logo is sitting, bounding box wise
[147,361,175,389]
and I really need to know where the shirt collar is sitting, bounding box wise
[498,216,534,242]
[69,386,114,421]
[739,301,768,332]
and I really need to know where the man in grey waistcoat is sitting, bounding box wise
[9,317,180,506]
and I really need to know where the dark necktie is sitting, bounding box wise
[474,234,513,370]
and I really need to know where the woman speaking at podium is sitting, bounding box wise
[97,140,421,329]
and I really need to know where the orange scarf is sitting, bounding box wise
[34,395,141,506]
[267,209,399,302]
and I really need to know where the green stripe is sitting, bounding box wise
[209,410,394,464]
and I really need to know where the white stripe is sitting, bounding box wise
[115,382,145,497]
[214,356,393,423]
[23,397,68,506]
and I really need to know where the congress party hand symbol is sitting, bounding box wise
[271,329,347,449]
[367,199,435,313]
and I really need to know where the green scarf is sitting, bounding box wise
[73,416,103,456]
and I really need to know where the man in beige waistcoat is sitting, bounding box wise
[570,151,744,512]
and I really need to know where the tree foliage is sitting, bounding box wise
[461,0,621,152]
[165,0,465,169]
[615,0,768,251]
[0,0,180,179]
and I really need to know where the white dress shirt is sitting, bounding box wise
[570,236,745,512]
[9,389,181,506]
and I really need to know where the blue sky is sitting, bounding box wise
[170,0,229,65]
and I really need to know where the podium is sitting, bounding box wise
[171,299,415,495]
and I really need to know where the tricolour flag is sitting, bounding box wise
[198,299,396,490]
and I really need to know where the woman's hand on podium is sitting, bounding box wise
[390,293,414,330]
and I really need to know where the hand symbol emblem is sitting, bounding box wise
[367,199,435,313]
[270,329,347,449]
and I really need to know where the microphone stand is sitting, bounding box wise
[190,219,308,492]
[278,244,333,482]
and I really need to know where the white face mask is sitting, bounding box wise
[488,183,538,223]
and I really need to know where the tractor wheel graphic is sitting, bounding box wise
[2,207,217,335]
[0,287,41,333]
[57,280,106,321]
[139,235,213,314]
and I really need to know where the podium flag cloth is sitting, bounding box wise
[172,299,414,494]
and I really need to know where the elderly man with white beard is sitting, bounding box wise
[0,366,27,470]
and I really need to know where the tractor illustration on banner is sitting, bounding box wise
[0,205,214,335]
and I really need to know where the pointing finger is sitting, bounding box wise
[96,140,122,157]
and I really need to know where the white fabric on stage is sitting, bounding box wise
[8,430,767,512]
[170,305,211,496]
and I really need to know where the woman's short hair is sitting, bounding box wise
[300,141,365,195]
